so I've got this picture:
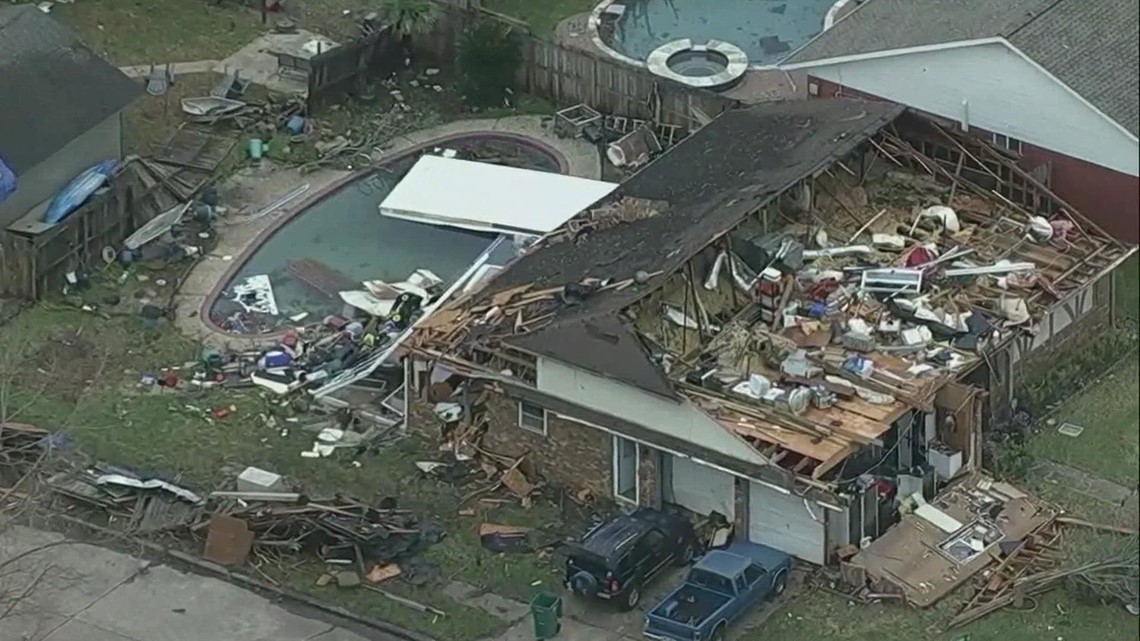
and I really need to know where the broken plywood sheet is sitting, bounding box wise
[723,416,852,462]
[849,474,1056,607]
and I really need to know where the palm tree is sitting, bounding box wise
[379,0,440,54]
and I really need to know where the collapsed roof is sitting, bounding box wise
[411,99,1130,483]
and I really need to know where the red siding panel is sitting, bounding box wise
[1019,144,1139,243]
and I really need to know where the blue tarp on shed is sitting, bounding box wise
[0,155,15,203]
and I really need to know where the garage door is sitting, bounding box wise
[669,456,735,520]
[748,482,825,564]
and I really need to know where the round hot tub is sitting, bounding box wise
[646,39,748,91]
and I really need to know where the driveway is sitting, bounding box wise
[0,526,396,641]
[488,565,804,641]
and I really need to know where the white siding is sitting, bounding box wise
[1021,280,1098,357]
[669,455,735,519]
[808,43,1139,177]
[748,482,826,564]
[536,358,768,466]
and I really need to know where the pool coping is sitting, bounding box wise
[188,123,581,347]
[588,0,849,71]
[646,39,749,91]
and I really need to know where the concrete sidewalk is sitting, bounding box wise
[0,525,395,641]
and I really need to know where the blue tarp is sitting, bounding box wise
[0,155,16,204]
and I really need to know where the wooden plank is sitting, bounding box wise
[832,397,907,423]
[724,417,851,462]
[813,443,859,479]
[804,407,893,441]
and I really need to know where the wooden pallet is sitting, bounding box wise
[286,258,357,299]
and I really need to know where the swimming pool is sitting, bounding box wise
[207,134,563,335]
[597,0,840,68]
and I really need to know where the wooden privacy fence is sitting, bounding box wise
[415,5,740,129]
[0,182,135,299]
[307,24,401,113]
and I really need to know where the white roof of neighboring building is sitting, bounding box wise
[380,155,618,235]
[782,0,1139,137]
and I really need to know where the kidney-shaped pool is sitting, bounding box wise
[207,134,565,334]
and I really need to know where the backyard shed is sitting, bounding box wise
[0,4,140,228]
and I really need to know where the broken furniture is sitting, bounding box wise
[145,63,174,96]
[606,125,662,169]
[554,104,602,139]
[211,69,251,99]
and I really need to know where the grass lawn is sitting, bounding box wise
[482,0,597,36]
[0,274,577,640]
[1027,355,1140,486]
[53,0,264,66]
[756,587,1138,641]
[1117,253,1139,321]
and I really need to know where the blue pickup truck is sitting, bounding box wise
[643,542,792,641]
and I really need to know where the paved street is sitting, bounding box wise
[0,526,397,641]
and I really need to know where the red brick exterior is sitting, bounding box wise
[808,76,1140,243]
[408,391,662,507]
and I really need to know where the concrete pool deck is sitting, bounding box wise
[555,12,807,104]
[172,115,601,348]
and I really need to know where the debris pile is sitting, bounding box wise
[410,122,1127,488]
[841,474,1060,610]
[47,464,206,533]
[205,494,442,572]
[418,423,543,510]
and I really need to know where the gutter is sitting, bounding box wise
[413,348,845,504]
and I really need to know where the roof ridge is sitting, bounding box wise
[1001,0,1068,38]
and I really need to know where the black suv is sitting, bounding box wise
[564,508,698,611]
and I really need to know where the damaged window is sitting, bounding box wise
[990,132,1023,155]
[613,436,639,504]
[518,401,548,435]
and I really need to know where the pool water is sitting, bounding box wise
[210,136,561,334]
[607,0,837,67]
[668,50,730,77]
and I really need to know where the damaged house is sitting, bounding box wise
[403,98,1133,567]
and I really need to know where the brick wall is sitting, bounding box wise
[408,385,666,506]
[478,393,615,501]
[808,76,1140,243]
[638,446,661,508]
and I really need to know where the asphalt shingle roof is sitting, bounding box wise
[783,0,1050,65]
[1008,0,1139,136]
[784,0,1139,136]
[0,5,141,174]
[486,99,904,394]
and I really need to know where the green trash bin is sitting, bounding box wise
[528,592,562,640]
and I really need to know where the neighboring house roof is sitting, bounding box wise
[0,5,141,174]
[784,0,1140,136]
[481,99,904,394]
[1007,0,1139,137]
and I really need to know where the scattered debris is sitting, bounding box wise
[1056,422,1085,438]
[204,515,255,566]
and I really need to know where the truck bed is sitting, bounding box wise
[649,584,730,627]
